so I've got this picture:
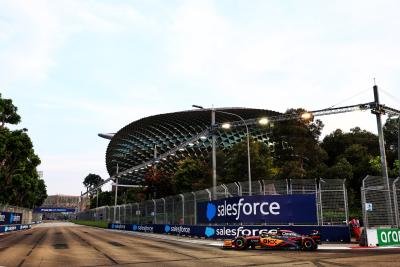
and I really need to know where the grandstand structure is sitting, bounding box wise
[101,108,280,185]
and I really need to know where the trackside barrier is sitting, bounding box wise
[108,223,350,243]
[361,175,395,228]
[0,204,40,224]
[78,178,348,227]
[363,228,400,247]
[0,224,32,233]
[360,175,400,247]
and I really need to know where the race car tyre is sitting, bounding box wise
[234,237,248,250]
[302,238,316,251]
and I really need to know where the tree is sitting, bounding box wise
[221,138,275,184]
[321,128,380,211]
[144,167,174,199]
[322,127,379,165]
[271,108,325,178]
[383,117,399,151]
[0,94,46,207]
[172,158,211,193]
[83,173,103,189]
[0,93,21,128]
[383,116,399,169]
[90,191,113,208]
[325,158,353,180]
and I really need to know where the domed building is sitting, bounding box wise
[101,108,280,184]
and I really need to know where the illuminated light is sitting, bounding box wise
[258,117,269,125]
[179,148,185,151]
[170,153,175,156]
[134,169,139,172]
[140,167,144,170]
[155,160,160,163]
[301,112,313,120]
[147,164,152,167]
[221,123,231,129]
[188,143,194,146]
[200,136,207,140]
[162,157,167,160]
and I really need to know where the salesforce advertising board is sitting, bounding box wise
[197,194,317,224]
[108,223,350,242]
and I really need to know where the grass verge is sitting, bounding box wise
[70,220,109,228]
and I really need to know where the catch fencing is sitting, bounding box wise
[77,178,348,226]
[0,204,42,224]
[361,175,400,228]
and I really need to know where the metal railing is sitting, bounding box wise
[78,178,348,226]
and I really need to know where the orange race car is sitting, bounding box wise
[223,229,320,251]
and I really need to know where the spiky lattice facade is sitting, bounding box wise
[106,108,280,184]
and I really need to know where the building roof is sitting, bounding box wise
[105,108,280,184]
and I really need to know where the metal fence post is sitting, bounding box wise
[393,178,400,227]
[152,199,156,224]
[191,192,197,225]
[124,205,126,224]
[221,184,227,198]
[235,182,242,196]
[318,179,324,225]
[162,198,166,224]
[118,206,121,223]
[258,180,263,195]
[343,179,349,225]
[130,204,133,224]
[205,189,212,201]
[136,203,140,224]
[361,177,368,229]
[180,194,184,224]
[315,179,320,225]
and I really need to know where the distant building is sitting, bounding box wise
[38,195,90,220]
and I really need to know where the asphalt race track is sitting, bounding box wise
[1,222,400,267]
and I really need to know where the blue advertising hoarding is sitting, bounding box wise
[0,211,23,225]
[0,224,32,233]
[34,208,76,213]
[108,223,350,243]
[197,194,317,224]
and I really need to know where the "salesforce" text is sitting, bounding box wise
[217,198,280,220]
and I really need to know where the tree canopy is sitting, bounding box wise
[0,94,47,208]
[83,173,104,189]
[0,93,21,128]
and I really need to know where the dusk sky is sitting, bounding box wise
[1,0,399,195]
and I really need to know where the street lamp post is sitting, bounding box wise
[113,163,119,223]
[211,109,217,199]
[219,111,252,196]
[192,105,253,197]
[193,105,218,199]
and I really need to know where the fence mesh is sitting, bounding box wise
[78,179,348,226]
[263,179,288,195]
[319,179,348,225]
[361,175,395,228]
